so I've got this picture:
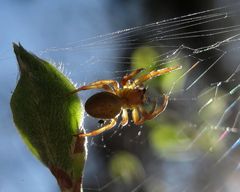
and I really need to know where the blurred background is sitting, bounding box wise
[1,0,240,191]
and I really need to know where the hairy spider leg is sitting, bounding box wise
[75,117,117,137]
[134,65,182,86]
[132,108,140,124]
[134,95,169,125]
[120,109,128,127]
[121,68,144,86]
[70,80,120,94]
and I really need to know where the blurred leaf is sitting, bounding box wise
[109,151,144,184]
[132,46,158,69]
[195,125,226,152]
[149,122,191,160]
[10,43,86,192]
[198,88,227,125]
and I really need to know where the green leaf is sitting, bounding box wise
[148,122,191,160]
[109,151,144,184]
[131,46,158,69]
[10,43,86,192]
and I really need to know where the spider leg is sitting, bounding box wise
[74,118,117,137]
[120,109,129,127]
[132,107,146,125]
[121,68,144,86]
[134,95,169,125]
[70,80,120,94]
[134,65,182,85]
[132,108,140,124]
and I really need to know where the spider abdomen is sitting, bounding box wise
[85,92,122,119]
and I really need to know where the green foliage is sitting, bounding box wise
[132,46,158,69]
[198,88,227,125]
[148,121,191,160]
[109,151,144,184]
[10,43,86,191]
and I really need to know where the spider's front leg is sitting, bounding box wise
[74,117,117,137]
[134,65,182,85]
[132,95,169,125]
[121,68,144,86]
[70,80,120,94]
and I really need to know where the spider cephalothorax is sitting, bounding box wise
[72,66,181,137]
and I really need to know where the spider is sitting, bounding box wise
[72,65,182,137]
